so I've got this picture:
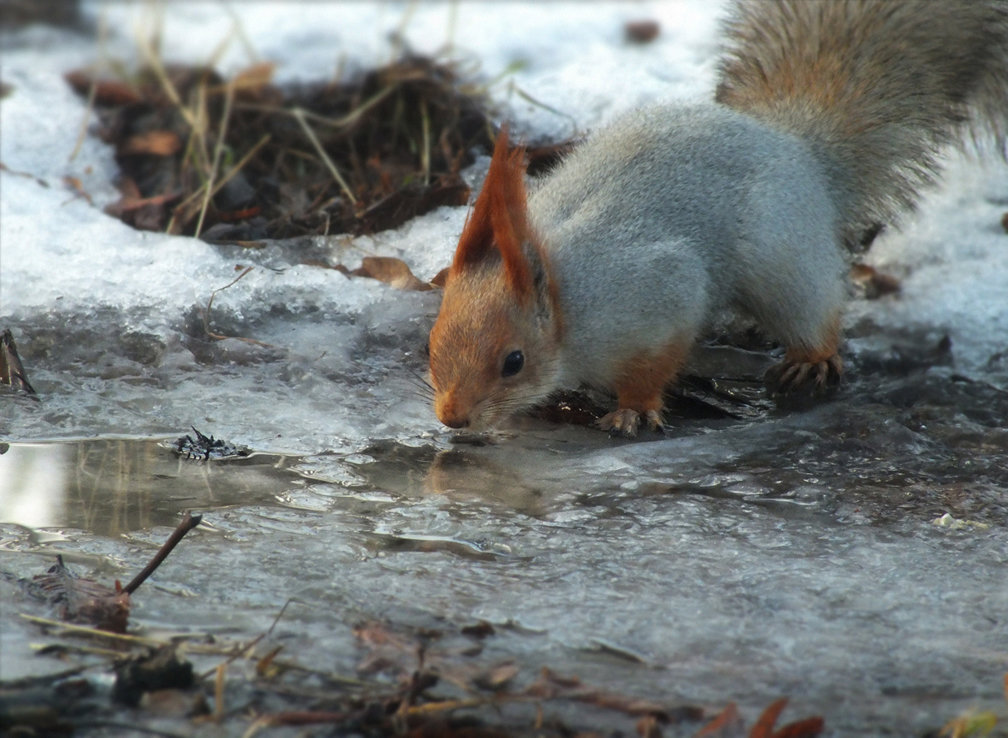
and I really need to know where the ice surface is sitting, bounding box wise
[2,3,1008,735]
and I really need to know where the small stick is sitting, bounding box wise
[123,511,203,595]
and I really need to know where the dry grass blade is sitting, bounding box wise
[292,107,357,205]
[19,614,160,646]
[200,266,275,348]
[194,80,236,238]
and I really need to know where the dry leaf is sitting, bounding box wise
[28,556,131,633]
[353,620,422,677]
[695,703,744,737]
[352,256,432,291]
[625,20,660,43]
[64,69,142,105]
[232,61,276,95]
[850,263,901,299]
[750,698,789,738]
[122,130,183,157]
[472,661,519,691]
[771,717,825,738]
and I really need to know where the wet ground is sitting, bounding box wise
[2,324,1008,736]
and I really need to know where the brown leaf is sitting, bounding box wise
[850,263,901,299]
[25,513,201,633]
[64,69,142,105]
[695,702,744,737]
[29,555,131,633]
[352,256,432,291]
[232,61,276,95]
[772,717,824,738]
[122,130,183,157]
[472,661,519,692]
[750,698,789,738]
[625,20,661,43]
[353,620,422,677]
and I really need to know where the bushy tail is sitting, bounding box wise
[716,0,1008,247]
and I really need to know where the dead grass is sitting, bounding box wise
[66,54,496,243]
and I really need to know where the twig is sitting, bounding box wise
[123,511,203,594]
[201,266,276,349]
[199,598,295,680]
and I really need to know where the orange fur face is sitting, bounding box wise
[428,128,563,430]
[429,263,561,429]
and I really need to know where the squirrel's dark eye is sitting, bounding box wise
[501,350,524,377]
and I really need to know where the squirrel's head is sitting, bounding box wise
[428,127,563,431]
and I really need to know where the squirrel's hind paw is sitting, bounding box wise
[765,354,843,400]
[596,408,664,438]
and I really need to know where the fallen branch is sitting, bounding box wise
[123,511,203,594]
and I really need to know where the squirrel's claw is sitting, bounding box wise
[765,354,843,398]
[597,408,665,438]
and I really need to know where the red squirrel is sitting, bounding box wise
[428,0,1008,437]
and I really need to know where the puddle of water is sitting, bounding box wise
[0,439,301,534]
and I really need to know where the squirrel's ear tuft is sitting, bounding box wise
[451,125,537,299]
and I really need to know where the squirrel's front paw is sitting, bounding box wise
[765,354,843,399]
[596,408,664,438]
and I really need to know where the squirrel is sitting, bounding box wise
[428,0,1008,437]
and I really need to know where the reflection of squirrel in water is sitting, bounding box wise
[428,0,1008,436]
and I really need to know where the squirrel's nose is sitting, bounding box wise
[435,395,471,429]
